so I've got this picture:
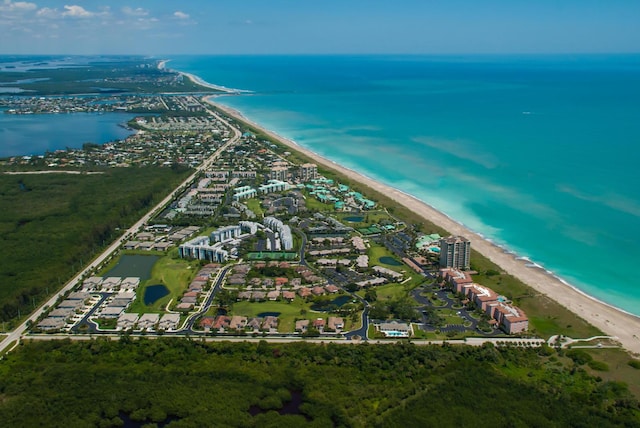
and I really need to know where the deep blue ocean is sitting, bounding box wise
[168,55,640,316]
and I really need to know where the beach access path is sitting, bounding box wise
[205,97,640,356]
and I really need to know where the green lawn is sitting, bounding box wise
[367,243,406,273]
[231,299,313,333]
[439,309,465,325]
[368,283,408,301]
[127,255,202,314]
[231,298,357,333]
[302,192,333,212]
[245,198,263,217]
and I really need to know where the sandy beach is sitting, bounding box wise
[200,96,640,356]
[158,59,248,94]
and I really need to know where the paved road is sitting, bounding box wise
[182,266,233,331]
[344,306,370,341]
[22,333,547,348]
[71,294,110,333]
[0,107,242,355]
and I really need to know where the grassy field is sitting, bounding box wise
[245,198,264,217]
[357,283,409,301]
[127,255,201,313]
[231,299,312,332]
[302,192,334,212]
[367,243,405,273]
[230,298,356,333]
[582,348,640,398]
[439,309,466,325]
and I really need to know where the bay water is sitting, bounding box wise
[0,110,134,157]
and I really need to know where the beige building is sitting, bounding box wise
[439,236,471,270]
[299,163,318,182]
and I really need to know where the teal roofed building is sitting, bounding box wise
[363,199,376,209]
[312,177,334,185]
[334,201,345,210]
[416,233,442,249]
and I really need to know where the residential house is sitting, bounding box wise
[298,287,312,298]
[267,290,280,301]
[199,316,215,330]
[247,317,262,331]
[137,313,159,330]
[282,291,296,301]
[213,315,231,332]
[313,318,326,332]
[328,317,344,331]
[159,313,180,331]
[181,296,198,305]
[261,316,279,332]
[176,302,193,311]
[229,316,248,330]
[325,285,339,294]
[238,291,252,300]
[101,277,122,292]
[295,319,309,332]
[117,313,139,330]
[252,291,266,301]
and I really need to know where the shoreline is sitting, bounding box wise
[198,94,640,356]
[160,60,250,94]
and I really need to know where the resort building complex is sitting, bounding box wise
[440,268,529,334]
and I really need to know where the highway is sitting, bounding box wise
[0,107,241,355]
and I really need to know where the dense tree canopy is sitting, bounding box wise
[0,339,638,427]
[0,166,191,323]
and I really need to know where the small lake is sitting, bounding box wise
[144,284,169,305]
[379,256,402,266]
[257,312,281,318]
[311,295,351,312]
[104,255,159,280]
[343,216,364,223]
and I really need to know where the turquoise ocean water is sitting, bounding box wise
[169,55,640,316]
